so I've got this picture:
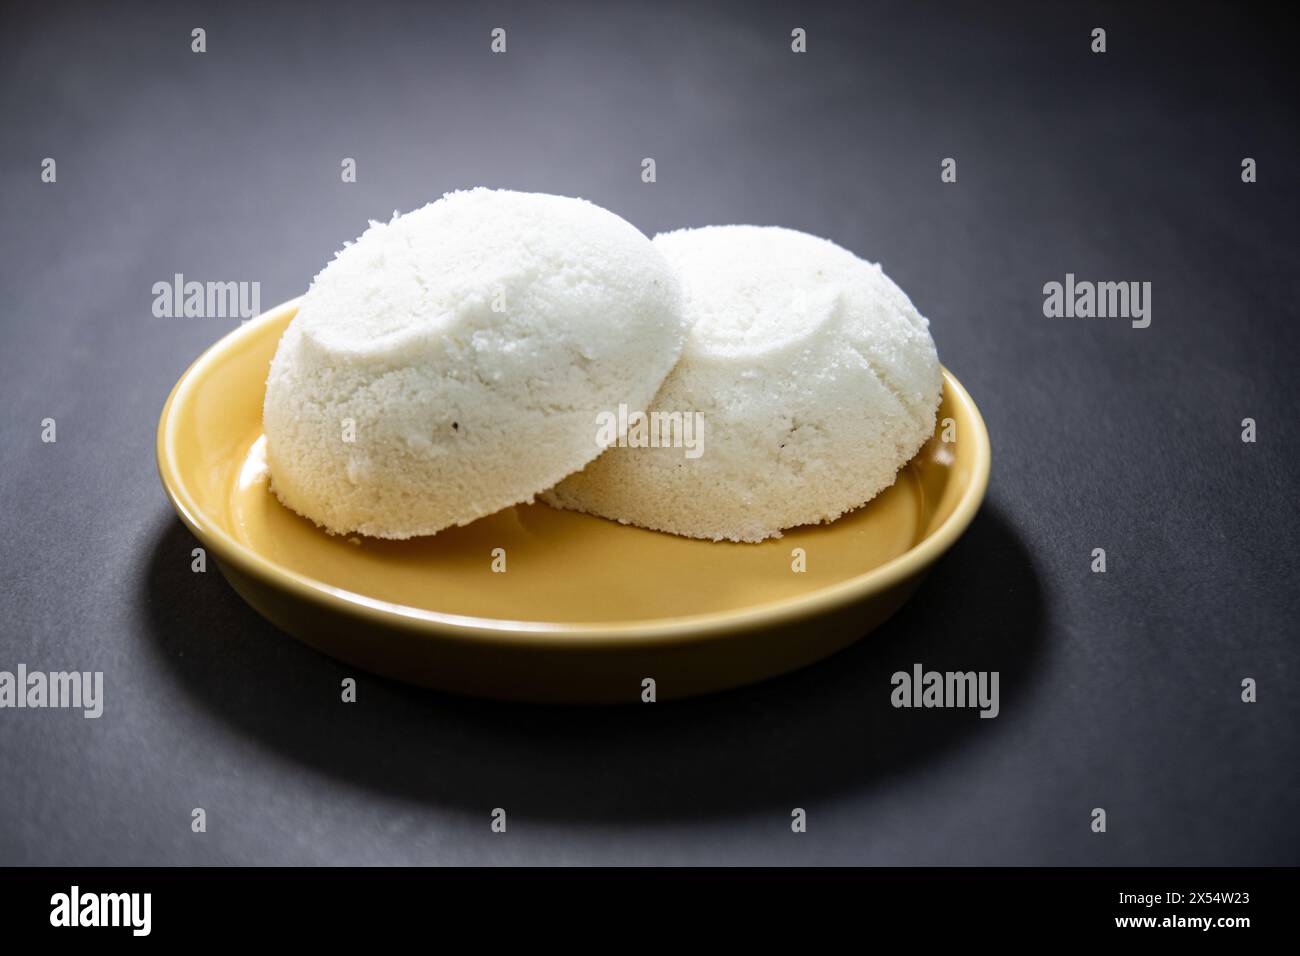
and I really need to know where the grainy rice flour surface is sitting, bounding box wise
[543,225,942,542]
[263,188,685,539]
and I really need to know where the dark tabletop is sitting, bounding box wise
[1,0,1297,865]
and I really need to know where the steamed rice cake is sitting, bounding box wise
[542,225,942,542]
[263,188,685,539]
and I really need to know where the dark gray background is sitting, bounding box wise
[1,0,1297,865]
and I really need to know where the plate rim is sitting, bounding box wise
[156,298,991,648]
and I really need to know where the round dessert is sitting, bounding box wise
[263,188,685,539]
[542,225,943,543]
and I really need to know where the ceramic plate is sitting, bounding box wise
[156,298,990,702]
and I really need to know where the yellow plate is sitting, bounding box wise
[156,298,990,703]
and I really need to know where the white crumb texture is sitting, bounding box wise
[542,225,943,542]
[263,188,685,538]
